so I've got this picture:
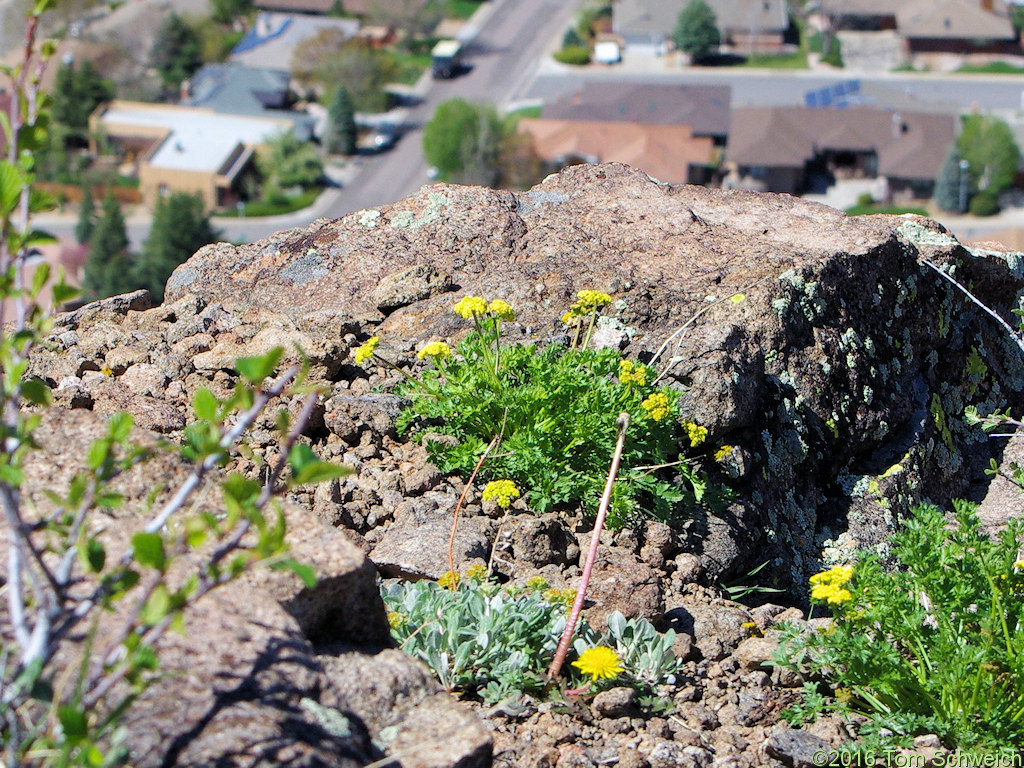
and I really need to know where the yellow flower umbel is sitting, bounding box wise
[488,299,515,322]
[454,295,488,319]
[353,336,379,365]
[417,341,452,360]
[465,563,489,582]
[542,587,577,608]
[525,575,549,592]
[438,570,460,590]
[481,479,520,508]
[714,444,734,461]
[618,359,647,386]
[572,646,625,682]
[641,392,672,421]
[683,421,708,448]
[809,565,855,606]
[572,290,613,314]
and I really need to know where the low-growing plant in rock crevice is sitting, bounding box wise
[358,293,712,527]
[776,501,1024,752]
[382,570,682,706]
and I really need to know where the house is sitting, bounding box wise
[541,82,731,146]
[182,63,316,140]
[612,0,789,53]
[253,0,429,17]
[726,105,955,198]
[90,101,298,210]
[826,0,900,31]
[518,118,715,185]
[230,12,360,70]
[827,0,1019,54]
[898,0,1018,55]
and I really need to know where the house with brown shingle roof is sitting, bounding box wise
[541,82,731,146]
[254,0,428,16]
[726,106,955,198]
[518,118,715,185]
[827,0,1019,53]
[613,0,789,53]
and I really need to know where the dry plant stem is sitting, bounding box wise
[547,412,630,681]
[447,434,500,582]
[923,259,1024,355]
[651,275,772,385]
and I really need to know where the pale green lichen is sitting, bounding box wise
[390,192,451,230]
[359,209,381,228]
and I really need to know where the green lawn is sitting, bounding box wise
[738,51,809,69]
[845,203,929,217]
[446,0,483,20]
[386,48,432,85]
[956,61,1024,75]
[506,105,542,119]
[218,189,320,218]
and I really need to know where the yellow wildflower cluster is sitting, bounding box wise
[562,289,613,323]
[810,565,854,606]
[714,444,734,461]
[417,341,452,360]
[488,299,515,321]
[353,336,379,365]
[572,646,625,682]
[454,295,489,319]
[684,421,708,448]
[438,570,460,589]
[465,563,489,582]
[618,359,647,386]
[525,575,549,592]
[641,393,671,421]
[481,479,521,508]
[387,611,406,629]
[542,587,577,608]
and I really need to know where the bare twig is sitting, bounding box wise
[922,259,1024,356]
[651,275,773,385]
[547,412,630,681]
[447,435,500,581]
[144,366,299,535]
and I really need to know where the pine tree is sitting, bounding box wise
[136,193,218,303]
[674,0,721,62]
[933,145,964,213]
[325,86,358,156]
[83,192,136,300]
[75,182,95,244]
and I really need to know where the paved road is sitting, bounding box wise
[317,0,578,220]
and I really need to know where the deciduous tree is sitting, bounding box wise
[673,0,720,62]
[257,130,324,196]
[290,31,398,112]
[423,99,512,184]
[958,114,1021,207]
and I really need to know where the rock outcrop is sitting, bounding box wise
[165,163,1024,587]
[9,163,1024,765]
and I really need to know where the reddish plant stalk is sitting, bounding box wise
[547,412,630,680]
